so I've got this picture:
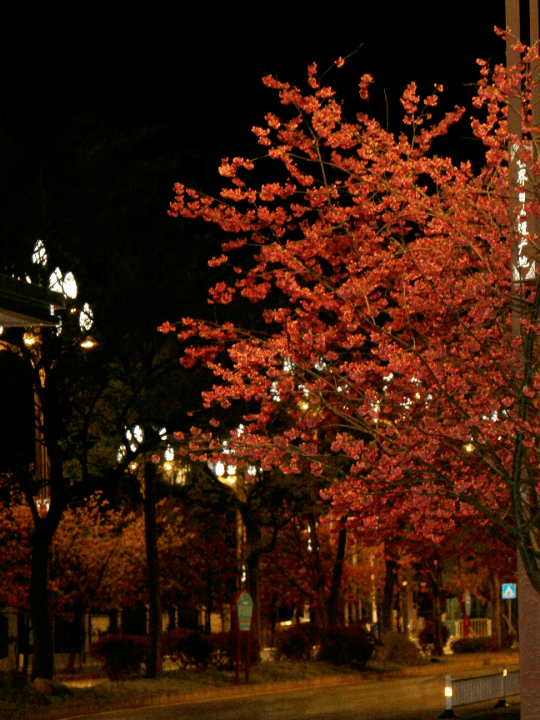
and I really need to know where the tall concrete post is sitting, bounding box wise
[506,1,540,718]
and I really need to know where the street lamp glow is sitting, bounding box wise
[79,303,94,331]
[32,239,48,266]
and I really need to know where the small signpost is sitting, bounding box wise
[502,584,516,635]
[233,590,254,684]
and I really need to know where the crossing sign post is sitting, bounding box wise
[502,584,516,636]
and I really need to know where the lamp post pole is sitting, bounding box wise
[506,2,540,718]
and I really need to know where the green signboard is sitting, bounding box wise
[236,591,253,631]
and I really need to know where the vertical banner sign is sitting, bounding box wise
[234,590,253,684]
[510,142,536,283]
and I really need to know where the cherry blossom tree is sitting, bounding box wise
[164,38,540,708]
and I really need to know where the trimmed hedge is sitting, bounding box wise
[450,636,492,654]
[319,625,378,668]
[0,670,49,709]
[378,631,422,664]
[162,629,260,670]
[275,623,320,661]
[161,628,213,670]
[206,631,260,669]
[91,634,149,680]
[418,621,450,651]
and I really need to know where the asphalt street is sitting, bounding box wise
[60,673,520,720]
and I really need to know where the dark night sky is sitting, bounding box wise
[0,0,514,450]
[1,2,507,162]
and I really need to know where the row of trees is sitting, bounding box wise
[0,480,514,665]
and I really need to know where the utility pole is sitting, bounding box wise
[506,1,540,718]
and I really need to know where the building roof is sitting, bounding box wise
[0,274,65,328]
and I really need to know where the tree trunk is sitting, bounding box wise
[380,558,398,636]
[245,552,261,644]
[429,558,444,657]
[307,513,329,629]
[108,610,119,633]
[65,611,85,674]
[327,526,347,626]
[30,521,55,680]
[270,593,277,647]
[490,572,502,651]
[144,461,162,679]
[204,582,212,635]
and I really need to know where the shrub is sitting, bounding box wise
[275,623,320,661]
[418,621,450,652]
[450,636,492,654]
[207,631,260,669]
[162,628,213,670]
[0,670,48,709]
[377,631,422,664]
[91,634,148,680]
[318,625,377,668]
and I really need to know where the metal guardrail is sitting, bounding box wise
[439,667,519,718]
[443,618,492,639]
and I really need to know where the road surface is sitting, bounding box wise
[61,673,520,720]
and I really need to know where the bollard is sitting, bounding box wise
[439,674,459,718]
[494,667,509,708]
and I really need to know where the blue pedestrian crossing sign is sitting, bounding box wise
[502,583,516,599]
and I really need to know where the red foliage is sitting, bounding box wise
[166,45,540,593]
